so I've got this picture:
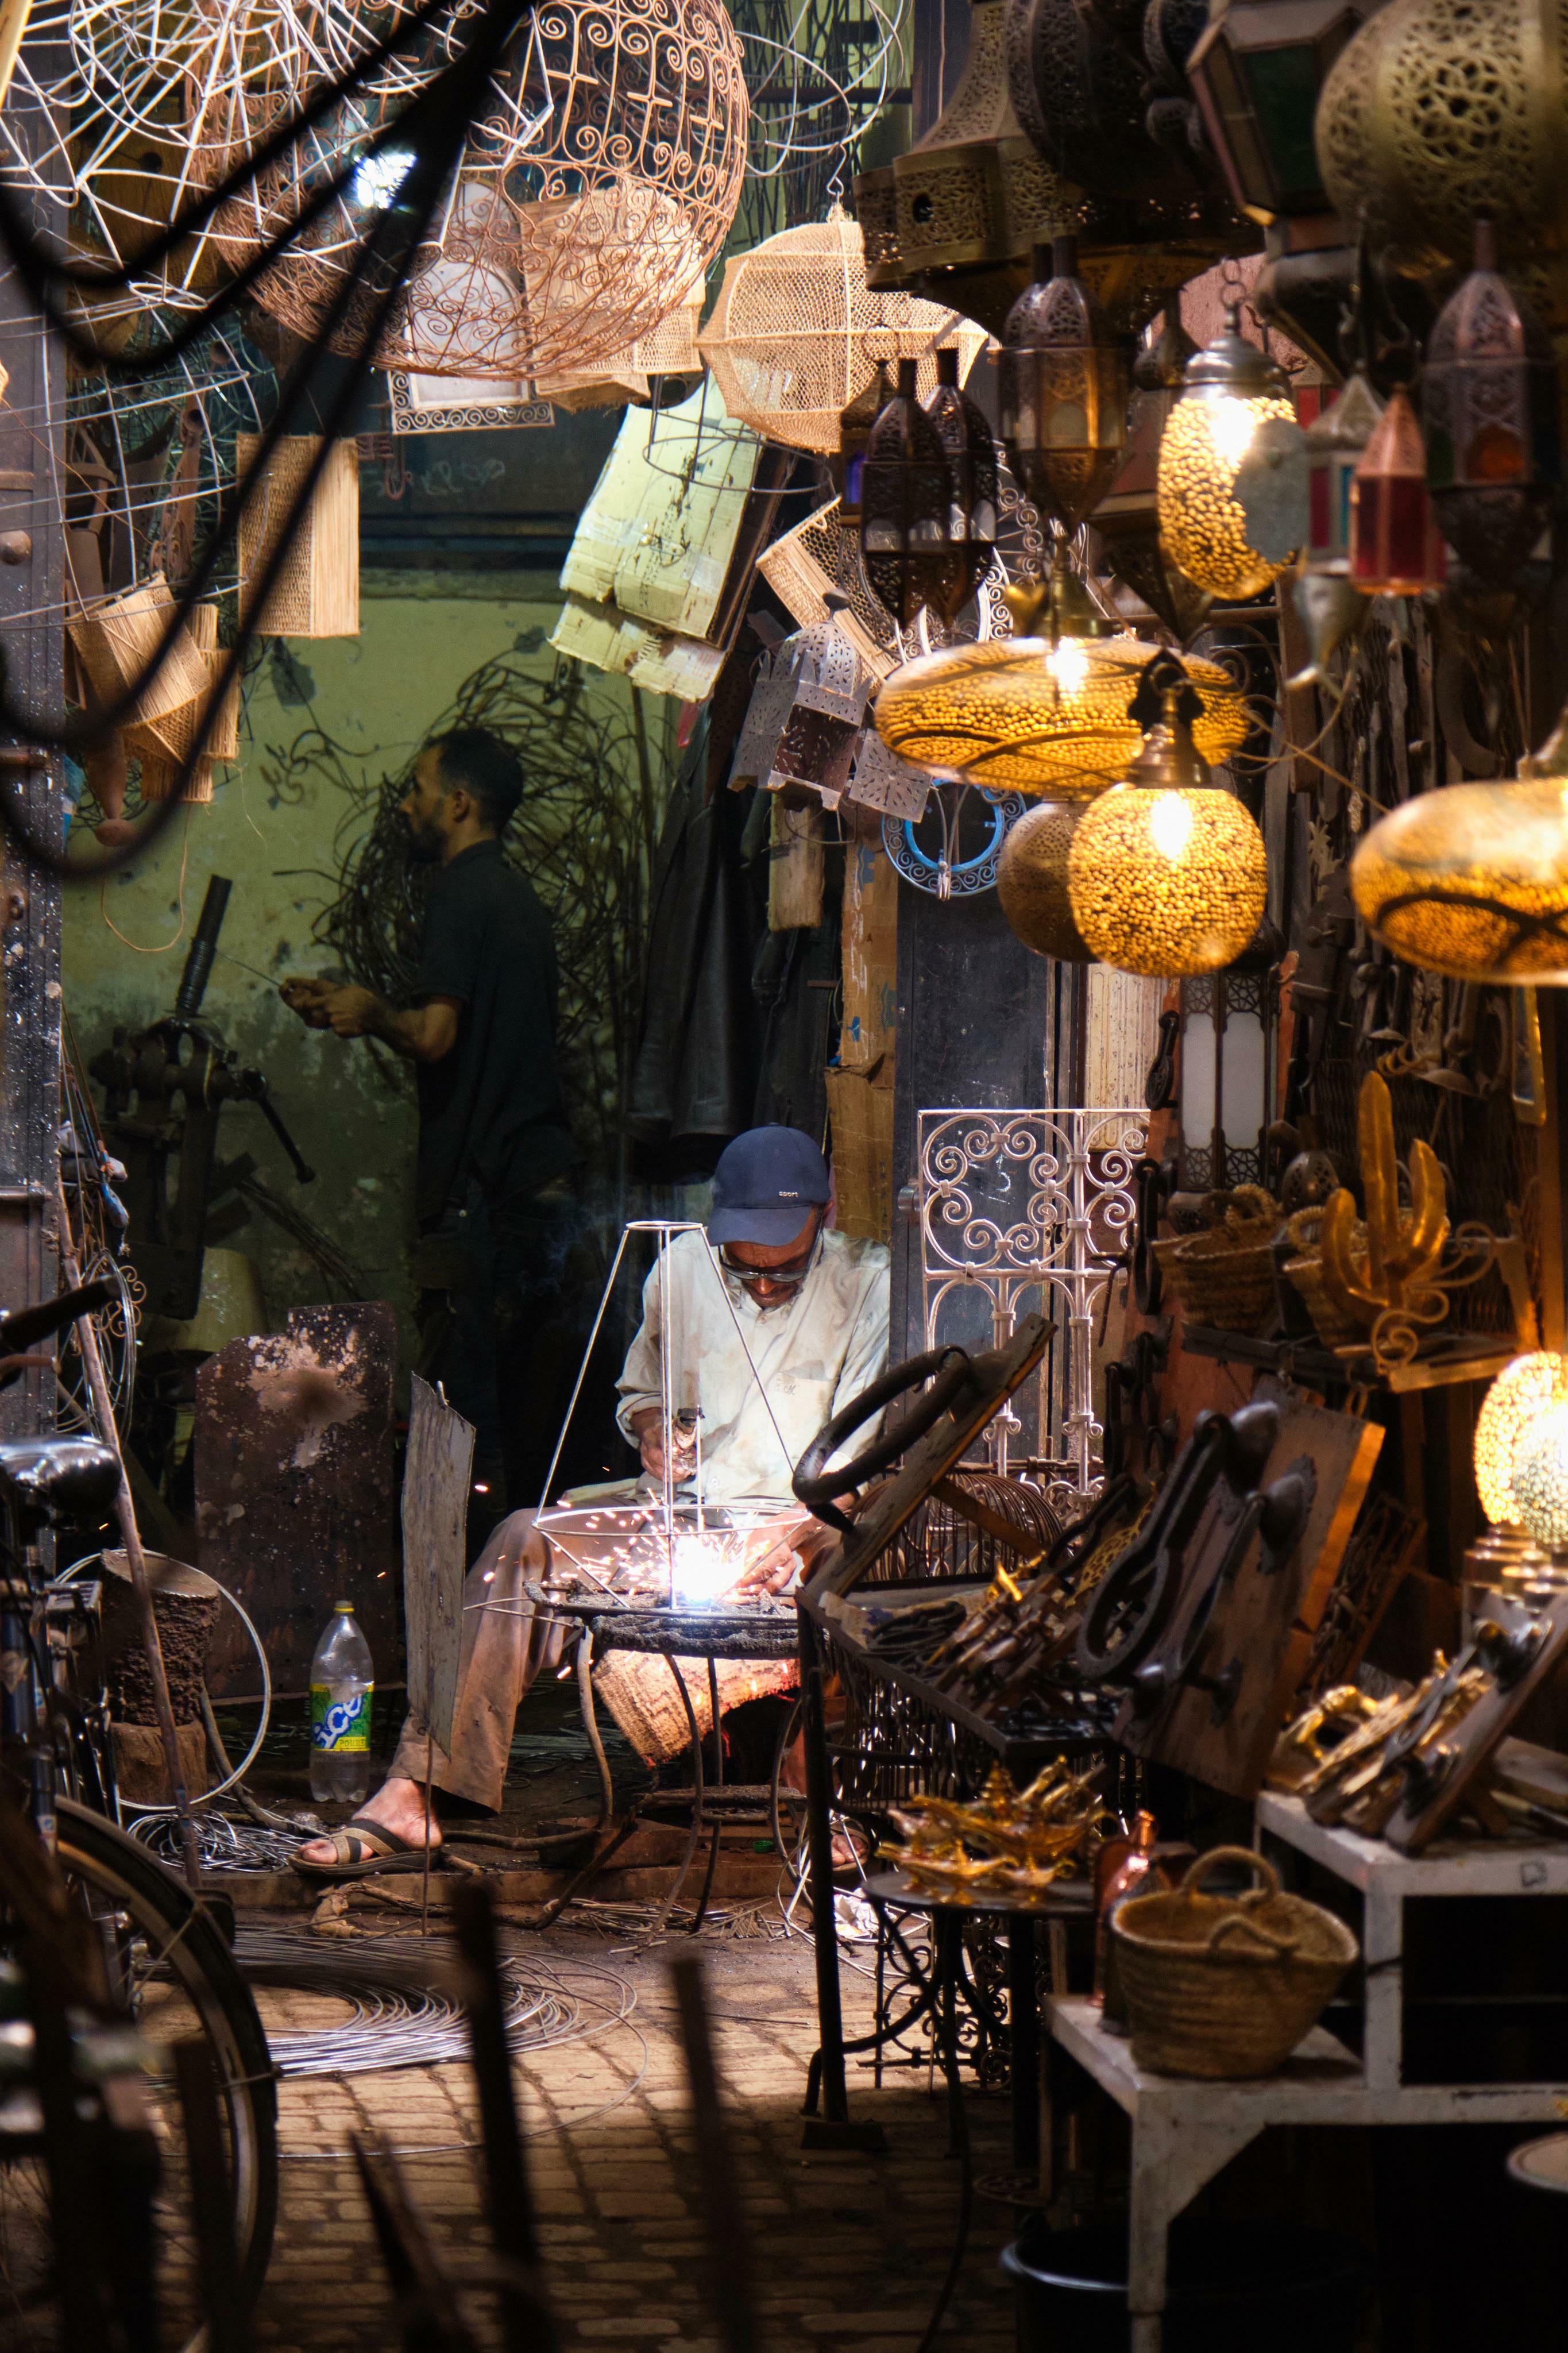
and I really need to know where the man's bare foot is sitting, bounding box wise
[297,1776,442,1869]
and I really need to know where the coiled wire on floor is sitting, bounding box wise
[233,1926,637,2078]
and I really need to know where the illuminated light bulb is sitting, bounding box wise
[1513,1407,1568,1551]
[1067,690,1268,978]
[1148,792,1194,862]
[1473,1351,1568,1525]
[1156,302,1306,603]
[1048,640,1090,699]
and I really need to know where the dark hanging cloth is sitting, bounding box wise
[625,704,766,1151]
[751,842,843,1148]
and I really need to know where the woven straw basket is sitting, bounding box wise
[1113,1846,1359,2078]
[1153,1186,1281,1334]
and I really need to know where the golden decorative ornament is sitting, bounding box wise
[1350,696,1568,982]
[1315,0,1568,325]
[1512,1407,1568,1550]
[872,630,1248,794]
[997,800,1093,961]
[1473,1351,1568,1526]
[1065,689,1268,976]
[1315,1070,1450,1374]
[1156,302,1303,602]
[699,204,987,455]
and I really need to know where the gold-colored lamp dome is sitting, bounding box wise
[1066,692,1268,977]
[1350,733,1568,985]
[1473,1351,1568,1527]
[1513,1407,1568,1551]
[872,633,1248,794]
[997,801,1094,961]
[1156,306,1304,603]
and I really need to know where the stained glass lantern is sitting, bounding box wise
[1306,370,1384,576]
[1347,387,1446,596]
[860,358,967,628]
[873,628,1249,794]
[1187,0,1372,226]
[1349,695,1568,983]
[1157,303,1306,601]
[1067,689,1269,977]
[1422,218,1559,590]
[997,236,1131,534]
[728,596,875,807]
[924,346,999,609]
[997,799,1094,961]
[1474,1353,1568,1528]
[833,362,893,528]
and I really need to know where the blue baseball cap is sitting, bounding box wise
[708,1125,831,1248]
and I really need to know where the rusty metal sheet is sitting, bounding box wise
[401,1374,472,1761]
[195,1303,399,1696]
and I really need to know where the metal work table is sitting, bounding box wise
[1043,1801,1568,2352]
[524,1586,799,1934]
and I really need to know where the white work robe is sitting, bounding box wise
[613,1227,891,1506]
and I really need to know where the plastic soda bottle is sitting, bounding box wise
[310,1601,374,1804]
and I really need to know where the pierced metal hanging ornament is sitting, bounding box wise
[997,234,1131,535]
[859,358,968,628]
[922,345,1001,611]
[1422,217,1560,593]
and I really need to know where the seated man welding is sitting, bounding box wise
[297,1125,889,1875]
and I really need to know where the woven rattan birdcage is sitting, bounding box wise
[699,203,987,454]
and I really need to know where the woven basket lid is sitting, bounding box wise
[699,203,988,454]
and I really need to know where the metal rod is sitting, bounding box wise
[797,1603,850,2124]
[172,2036,248,2353]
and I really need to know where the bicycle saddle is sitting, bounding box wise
[0,1436,121,1521]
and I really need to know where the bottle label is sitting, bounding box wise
[312,1683,373,1753]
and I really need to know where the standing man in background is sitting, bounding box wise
[282,727,576,1525]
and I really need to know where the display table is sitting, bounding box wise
[1044,1800,1568,2352]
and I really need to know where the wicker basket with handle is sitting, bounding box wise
[1154,1186,1281,1334]
[1112,1845,1359,2078]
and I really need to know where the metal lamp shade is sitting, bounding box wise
[872,634,1248,794]
[1422,218,1559,587]
[924,346,1000,608]
[1156,307,1304,600]
[1306,369,1383,570]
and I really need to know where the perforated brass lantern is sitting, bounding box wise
[872,627,1248,794]
[1474,1352,1568,1528]
[855,0,1077,335]
[997,800,1094,961]
[925,346,999,608]
[728,599,874,807]
[860,359,967,628]
[1348,387,1446,596]
[1350,697,1568,983]
[1316,0,1568,329]
[1187,0,1372,226]
[1067,691,1269,977]
[998,236,1131,534]
[833,362,893,529]
[1422,219,1559,590]
[1156,304,1304,601]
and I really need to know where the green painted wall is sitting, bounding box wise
[62,584,581,1351]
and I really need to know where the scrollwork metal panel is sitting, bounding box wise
[917,1105,1146,1508]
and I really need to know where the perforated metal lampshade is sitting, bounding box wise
[872,631,1249,794]
[1474,1352,1568,1527]
[924,345,999,608]
[998,234,1131,533]
[859,358,967,627]
[1156,303,1304,601]
[1066,690,1269,976]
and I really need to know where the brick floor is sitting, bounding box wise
[238,1913,1020,2351]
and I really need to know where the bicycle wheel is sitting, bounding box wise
[51,1802,279,2325]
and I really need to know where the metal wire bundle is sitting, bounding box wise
[130,1811,316,1872]
[233,1923,638,2076]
